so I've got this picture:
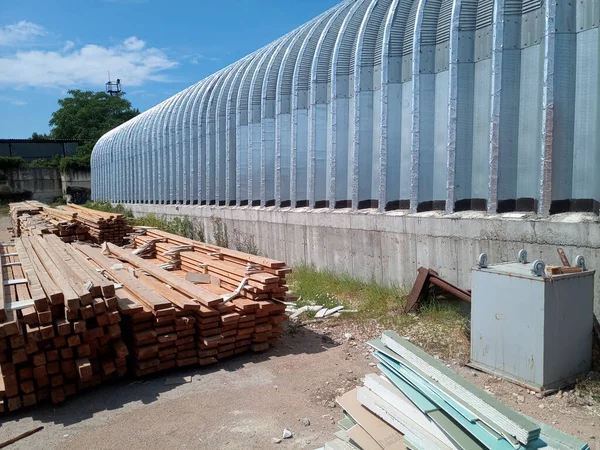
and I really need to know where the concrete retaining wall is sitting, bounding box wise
[0,168,91,203]
[128,204,600,316]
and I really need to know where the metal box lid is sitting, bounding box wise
[471,251,595,281]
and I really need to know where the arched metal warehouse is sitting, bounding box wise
[92,0,600,216]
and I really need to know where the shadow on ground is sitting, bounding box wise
[0,323,337,428]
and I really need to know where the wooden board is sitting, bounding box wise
[104,243,222,307]
[337,389,406,450]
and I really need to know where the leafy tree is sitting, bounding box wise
[48,90,139,156]
[30,132,51,140]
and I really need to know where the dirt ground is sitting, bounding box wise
[0,215,598,449]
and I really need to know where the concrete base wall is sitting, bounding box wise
[0,168,62,203]
[128,204,600,315]
[0,169,91,203]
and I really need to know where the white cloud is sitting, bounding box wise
[0,95,27,106]
[0,21,48,47]
[62,40,75,52]
[0,34,178,89]
[183,53,220,65]
[123,36,145,51]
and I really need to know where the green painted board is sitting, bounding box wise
[380,331,539,443]
[378,360,517,450]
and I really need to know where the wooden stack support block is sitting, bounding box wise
[72,244,199,377]
[0,232,127,413]
[57,204,131,246]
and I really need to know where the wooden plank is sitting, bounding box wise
[73,244,172,311]
[347,424,385,450]
[545,265,583,275]
[24,236,80,310]
[33,235,93,305]
[0,246,6,322]
[62,243,116,298]
[141,237,279,284]
[103,243,222,307]
[14,239,49,311]
[557,248,570,266]
[20,236,64,306]
[141,228,286,268]
[136,273,200,311]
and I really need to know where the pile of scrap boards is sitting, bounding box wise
[1,205,291,413]
[0,232,127,413]
[323,331,589,450]
[9,201,131,245]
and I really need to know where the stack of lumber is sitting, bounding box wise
[9,201,43,237]
[9,201,89,242]
[131,228,292,303]
[0,232,127,413]
[324,331,590,450]
[56,204,131,246]
[104,239,289,365]
[72,243,199,376]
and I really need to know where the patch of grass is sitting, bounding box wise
[289,264,407,322]
[0,204,9,217]
[211,216,228,248]
[83,202,205,241]
[50,196,67,207]
[288,265,470,360]
[83,201,134,218]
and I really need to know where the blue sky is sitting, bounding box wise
[0,0,340,138]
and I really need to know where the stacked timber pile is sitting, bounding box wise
[9,201,88,242]
[0,232,127,413]
[9,202,43,237]
[324,331,590,450]
[114,233,291,365]
[9,202,131,245]
[72,243,200,376]
[57,204,131,246]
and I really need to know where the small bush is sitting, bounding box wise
[211,216,228,248]
[84,201,134,218]
[26,155,61,169]
[50,196,67,207]
[59,155,90,173]
[0,157,25,170]
[232,228,259,255]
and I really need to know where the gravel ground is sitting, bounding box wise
[0,216,598,449]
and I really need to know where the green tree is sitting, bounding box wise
[48,90,139,156]
[30,132,51,140]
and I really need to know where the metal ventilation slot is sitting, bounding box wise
[337,0,371,76]
[316,5,353,83]
[436,0,453,44]
[373,4,388,66]
[475,0,494,30]
[298,19,330,90]
[421,0,443,46]
[389,1,414,57]
[280,30,311,95]
[362,0,391,68]
[402,0,419,56]
[266,52,286,101]
[459,0,479,31]
[239,58,264,111]
[522,0,543,14]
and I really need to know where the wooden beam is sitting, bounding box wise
[103,243,222,307]
[72,244,173,311]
